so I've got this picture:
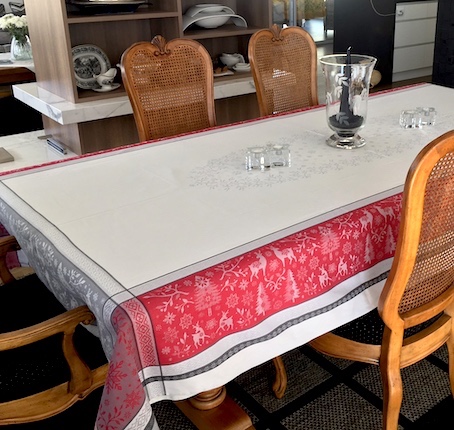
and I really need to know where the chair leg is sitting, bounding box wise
[380,331,403,430]
[272,355,287,399]
[447,335,454,398]
[445,305,454,398]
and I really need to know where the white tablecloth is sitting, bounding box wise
[0,83,453,429]
[0,84,450,294]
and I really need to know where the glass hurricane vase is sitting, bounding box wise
[10,35,32,61]
[320,54,377,149]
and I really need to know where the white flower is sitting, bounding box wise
[0,14,29,44]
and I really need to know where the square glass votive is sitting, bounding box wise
[267,144,291,167]
[245,146,270,171]
[399,110,422,129]
[416,107,437,126]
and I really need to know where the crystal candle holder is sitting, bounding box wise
[320,54,377,149]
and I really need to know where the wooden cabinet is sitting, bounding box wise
[23,0,271,154]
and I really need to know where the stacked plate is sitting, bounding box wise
[68,0,147,14]
[233,62,250,73]
[182,3,247,31]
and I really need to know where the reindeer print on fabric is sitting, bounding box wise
[140,194,402,364]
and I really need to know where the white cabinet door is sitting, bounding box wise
[393,1,438,82]
[393,43,435,73]
[394,18,437,47]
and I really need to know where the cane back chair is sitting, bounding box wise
[121,35,216,142]
[0,235,108,425]
[310,130,454,429]
[248,24,318,117]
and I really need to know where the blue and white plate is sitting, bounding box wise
[72,44,111,90]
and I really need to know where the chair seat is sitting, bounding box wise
[0,338,69,402]
[0,235,108,425]
[332,308,443,345]
[1,274,67,331]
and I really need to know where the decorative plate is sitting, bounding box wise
[72,44,111,90]
[213,70,234,77]
[69,0,146,14]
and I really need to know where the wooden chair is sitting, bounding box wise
[120,35,216,142]
[310,130,454,429]
[0,235,108,425]
[248,24,318,117]
[8,2,25,15]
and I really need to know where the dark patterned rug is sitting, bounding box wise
[154,344,454,430]
[10,344,453,429]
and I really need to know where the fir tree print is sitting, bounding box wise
[256,282,271,316]
[385,224,396,255]
[284,269,300,303]
[194,276,221,316]
[364,234,375,264]
[319,226,340,259]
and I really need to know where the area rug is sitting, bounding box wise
[153,344,454,430]
[9,343,453,429]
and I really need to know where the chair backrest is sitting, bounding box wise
[9,2,25,15]
[120,35,216,142]
[248,24,318,116]
[379,130,454,332]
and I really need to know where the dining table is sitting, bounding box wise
[0,82,453,430]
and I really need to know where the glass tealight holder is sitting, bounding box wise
[267,144,291,167]
[399,110,422,129]
[416,107,437,126]
[245,146,270,171]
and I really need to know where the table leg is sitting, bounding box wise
[175,387,254,430]
[272,356,288,399]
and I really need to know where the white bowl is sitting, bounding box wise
[194,13,231,29]
[220,55,240,67]
[185,4,234,17]
[182,13,247,31]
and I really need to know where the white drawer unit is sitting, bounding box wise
[392,1,438,82]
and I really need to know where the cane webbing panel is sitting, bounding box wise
[399,150,454,313]
[249,25,318,117]
[121,37,216,142]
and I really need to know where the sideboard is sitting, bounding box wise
[21,0,276,154]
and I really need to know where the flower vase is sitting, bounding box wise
[10,35,32,61]
[320,54,376,149]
